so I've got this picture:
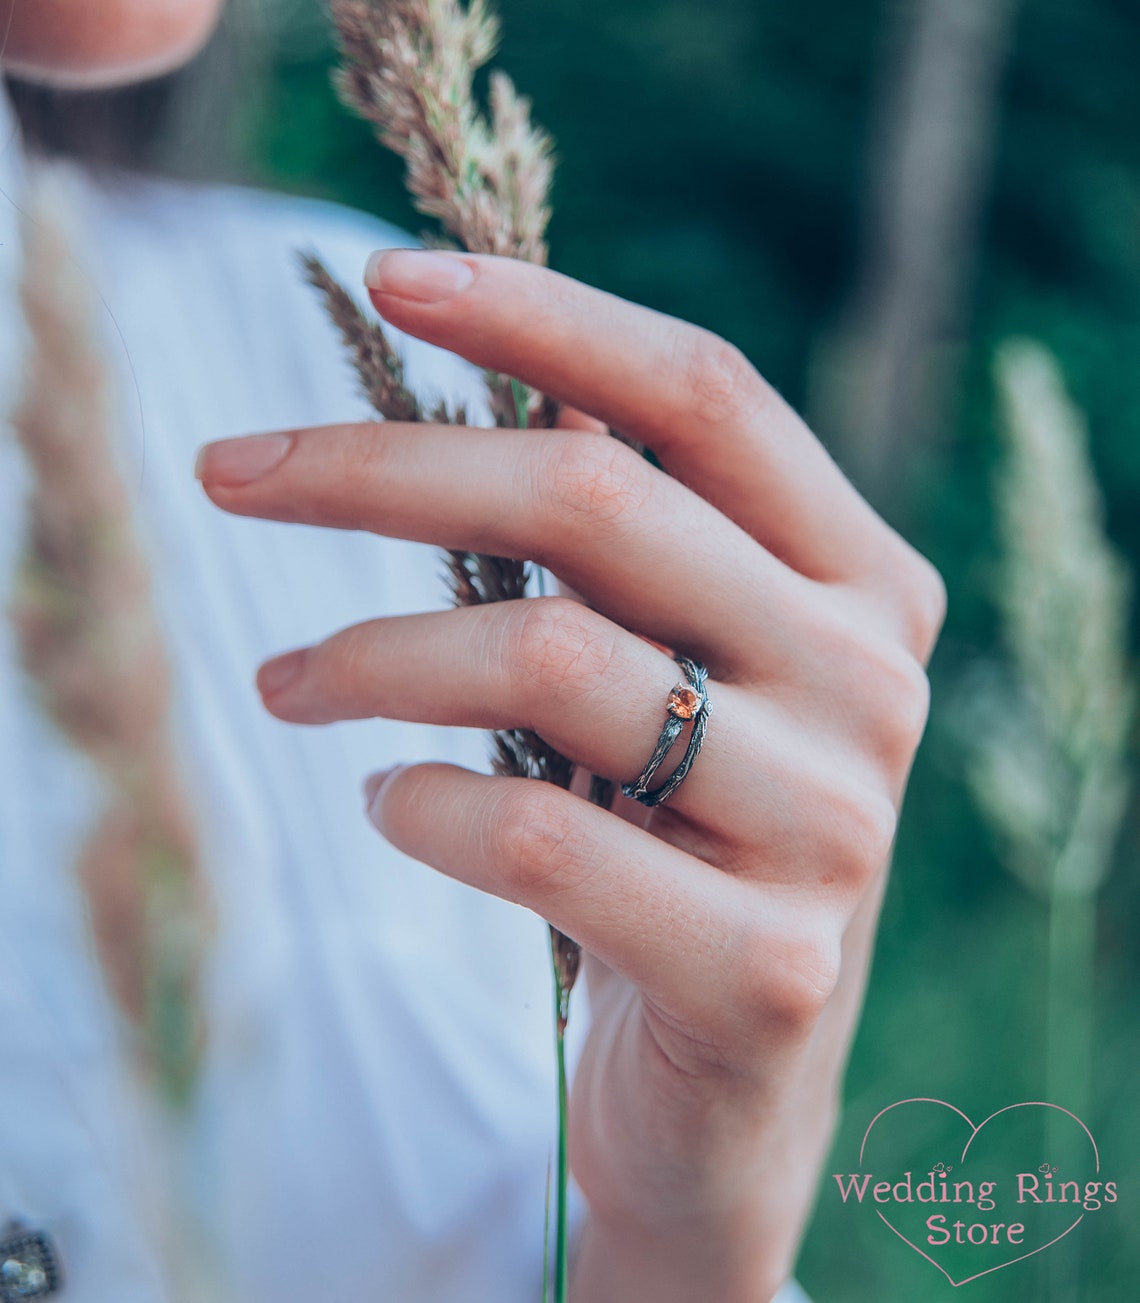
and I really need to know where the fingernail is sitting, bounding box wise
[364,765,408,826]
[363,249,475,303]
[257,648,307,698]
[195,432,293,486]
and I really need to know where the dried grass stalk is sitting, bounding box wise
[328,0,554,263]
[9,166,211,1106]
[311,8,596,1290]
[301,250,582,994]
[307,1,607,1009]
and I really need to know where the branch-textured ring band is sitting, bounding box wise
[621,656,712,807]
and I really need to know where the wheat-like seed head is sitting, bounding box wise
[10,165,211,1102]
[969,339,1134,897]
[329,0,554,262]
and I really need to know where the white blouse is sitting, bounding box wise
[0,87,808,1303]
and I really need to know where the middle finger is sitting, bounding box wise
[195,419,809,674]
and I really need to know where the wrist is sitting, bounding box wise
[570,1202,794,1303]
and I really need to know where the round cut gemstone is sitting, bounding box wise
[667,684,703,720]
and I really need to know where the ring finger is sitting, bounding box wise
[256,596,892,874]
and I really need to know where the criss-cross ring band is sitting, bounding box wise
[620,656,711,808]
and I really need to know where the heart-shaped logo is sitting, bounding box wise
[830,1098,1110,1287]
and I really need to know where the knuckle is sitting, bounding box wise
[732,922,841,1034]
[675,330,759,428]
[830,619,933,767]
[540,433,651,531]
[344,421,391,484]
[872,644,932,763]
[780,931,843,1026]
[808,766,899,890]
[903,552,948,660]
[486,784,594,901]
[510,598,618,699]
[323,623,375,690]
[831,785,899,885]
[297,627,371,718]
[858,538,947,664]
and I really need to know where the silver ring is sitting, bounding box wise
[621,657,711,807]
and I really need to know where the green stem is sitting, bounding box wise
[512,377,530,431]
[556,1027,570,1299]
[542,1155,552,1303]
[1044,887,1094,1120]
[550,945,571,1302]
[1042,877,1095,1303]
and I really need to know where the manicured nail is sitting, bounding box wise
[257,648,307,698]
[363,249,475,303]
[195,432,293,486]
[365,765,408,826]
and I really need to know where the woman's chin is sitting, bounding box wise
[4,50,200,92]
[1,0,224,90]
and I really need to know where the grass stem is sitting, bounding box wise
[548,932,571,1301]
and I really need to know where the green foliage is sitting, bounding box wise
[235,2,1140,1297]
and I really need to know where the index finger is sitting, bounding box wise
[364,248,897,586]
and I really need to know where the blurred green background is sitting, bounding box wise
[210,1,1139,1297]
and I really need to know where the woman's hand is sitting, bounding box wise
[195,249,945,1303]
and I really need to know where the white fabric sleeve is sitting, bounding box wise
[774,1279,814,1303]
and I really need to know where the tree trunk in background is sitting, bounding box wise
[814,0,1021,515]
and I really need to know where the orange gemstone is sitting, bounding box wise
[667,684,703,720]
